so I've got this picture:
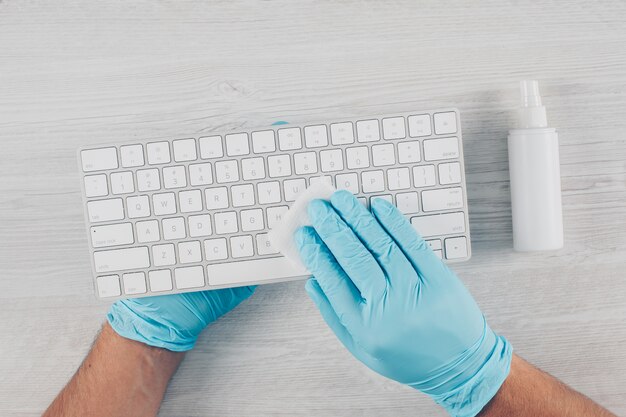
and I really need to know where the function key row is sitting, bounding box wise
[80,112,458,172]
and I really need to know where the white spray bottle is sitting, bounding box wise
[508,80,564,251]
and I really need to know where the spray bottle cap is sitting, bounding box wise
[517,80,548,129]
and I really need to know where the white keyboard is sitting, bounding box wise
[78,109,471,300]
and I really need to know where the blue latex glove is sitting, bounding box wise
[296,190,512,417]
[107,287,255,351]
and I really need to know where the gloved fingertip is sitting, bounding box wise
[371,196,395,214]
[330,189,355,207]
[294,225,316,248]
[307,199,330,222]
[304,278,323,303]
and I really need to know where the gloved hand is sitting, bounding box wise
[107,287,255,351]
[296,190,512,417]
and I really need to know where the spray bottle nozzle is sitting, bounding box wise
[517,80,548,128]
[520,80,542,107]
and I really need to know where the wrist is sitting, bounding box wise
[107,299,202,352]
[410,322,513,417]
[102,321,185,368]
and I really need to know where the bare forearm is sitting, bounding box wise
[479,354,616,417]
[43,323,184,417]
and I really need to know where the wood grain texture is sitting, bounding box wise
[1,0,626,415]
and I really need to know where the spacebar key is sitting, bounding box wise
[207,257,310,286]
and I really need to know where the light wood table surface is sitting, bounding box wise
[1,1,625,416]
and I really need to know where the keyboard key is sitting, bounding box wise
[330,122,355,145]
[179,190,203,213]
[188,163,213,186]
[445,236,468,259]
[241,209,264,232]
[413,165,436,187]
[241,157,266,180]
[356,119,380,143]
[433,249,443,259]
[162,217,186,240]
[410,212,466,238]
[256,233,279,255]
[110,172,134,195]
[426,239,442,250]
[387,167,411,190]
[304,125,329,148]
[215,160,240,183]
[422,187,464,212]
[284,178,306,201]
[175,265,205,289]
[251,130,276,153]
[90,223,134,248]
[153,192,177,216]
[335,173,359,194]
[94,247,150,273]
[127,195,151,218]
[81,147,118,172]
[278,128,302,151]
[199,136,223,159]
[372,144,395,167]
[204,238,228,261]
[188,214,212,237]
[268,155,292,178]
[438,162,462,185]
[173,138,197,162]
[163,166,187,189]
[346,146,370,169]
[214,211,238,234]
[382,117,406,140]
[294,152,318,175]
[267,206,288,229]
[149,270,173,292]
[434,111,457,135]
[87,198,124,223]
[408,114,432,137]
[231,184,255,207]
[230,235,254,258]
[123,272,147,295]
[423,137,459,161]
[225,133,250,156]
[396,192,419,214]
[120,144,145,168]
[146,142,171,165]
[309,175,333,186]
[257,181,281,204]
[207,257,308,286]
[84,174,108,198]
[205,187,229,210]
[178,241,202,264]
[152,244,176,266]
[320,149,344,172]
[397,141,421,163]
[361,170,384,193]
[136,220,160,243]
[96,275,121,298]
[136,168,160,192]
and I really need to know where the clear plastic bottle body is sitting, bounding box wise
[508,128,563,251]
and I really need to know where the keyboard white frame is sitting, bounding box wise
[78,108,471,300]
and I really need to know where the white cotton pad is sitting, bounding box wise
[268,181,337,270]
